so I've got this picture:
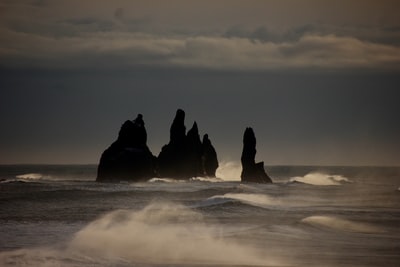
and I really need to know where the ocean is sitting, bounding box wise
[0,163,399,267]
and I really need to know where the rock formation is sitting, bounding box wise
[157,109,219,179]
[157,109,188,178]
[185,122,204,177]
[97,109,219,182]
[202,134,219,177]
[240,127,272,183]
[97,114,156,182]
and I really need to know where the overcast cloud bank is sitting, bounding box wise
[1,0,400,71]
[1,29,400,70]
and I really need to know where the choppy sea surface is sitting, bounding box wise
[0,163,399,267]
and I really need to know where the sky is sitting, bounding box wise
[1,0,400,165]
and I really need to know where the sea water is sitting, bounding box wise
[0,163,399,266]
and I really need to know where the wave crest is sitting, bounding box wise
[197,193,282,209]
[16,173,44,180]
[0,203,284,266]
[290,172,351,186]
[68,202,274,265]
[216,161,241,181]
[147,177,186,183]
[301,215,385,233]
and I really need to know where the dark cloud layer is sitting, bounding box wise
[1,29,399,71]
[1,0,400,71]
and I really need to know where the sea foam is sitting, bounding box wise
[196,193,285,210]
[215,161,241,181]
[68,202,276,265]
[16,173,44,180]
[301,215,385,234]
[0,202,284,266]
[290,172,351,186]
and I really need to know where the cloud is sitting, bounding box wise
[278,34,400,68]
[1,0,400,71]
[1,26,400,71]
[224,24,400,46]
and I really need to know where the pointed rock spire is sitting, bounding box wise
[241,127,272,183]
[185,122,203,176]
[97,109,220,182]
[170,109,186,145]
[157,109,219,179]
[202,134,219,177]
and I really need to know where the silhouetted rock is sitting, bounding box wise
[185,122,203,176]
[170,109,186,145]
[97,109,219,182]
[202,134,219,177]
[97,114,156,182]
[157,109,188,178]
[157,109,219,179]
[241,127,272,183]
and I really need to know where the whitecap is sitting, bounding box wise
[215,161,241,181]
[190,177,223,182]
[199,193,282,209]
[192,196,236,208]
[301,215,385,234]
[290,172,351,186]
[16,173,44,180]
[0,203,286,266]
[67,202,279,265]
[147,178,186,183]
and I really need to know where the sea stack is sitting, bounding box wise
[97,114,156,182]
[157,109,219,179]
[97,109,218,182]
[202,134,219,177]
[157,109,188,178]
[240,127,272,183]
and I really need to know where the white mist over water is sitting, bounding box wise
[301,215,385,234]
[69,202,279,265]
[0,203,283,266]
[216,161,242,181]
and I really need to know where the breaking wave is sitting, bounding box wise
[148,177,223,183]
[16,173,45,180]
[68,202,277,265]
[196,193,286,209]
[195,192,342,210]
[190,177,224,182]
[147,177,186,183]
[216,161,241,181]
[290,172,351,186]
[301,215,385,233]
[1,173,52,183]
[0,203,283,266]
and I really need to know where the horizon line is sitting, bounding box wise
[1,163,399,168]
